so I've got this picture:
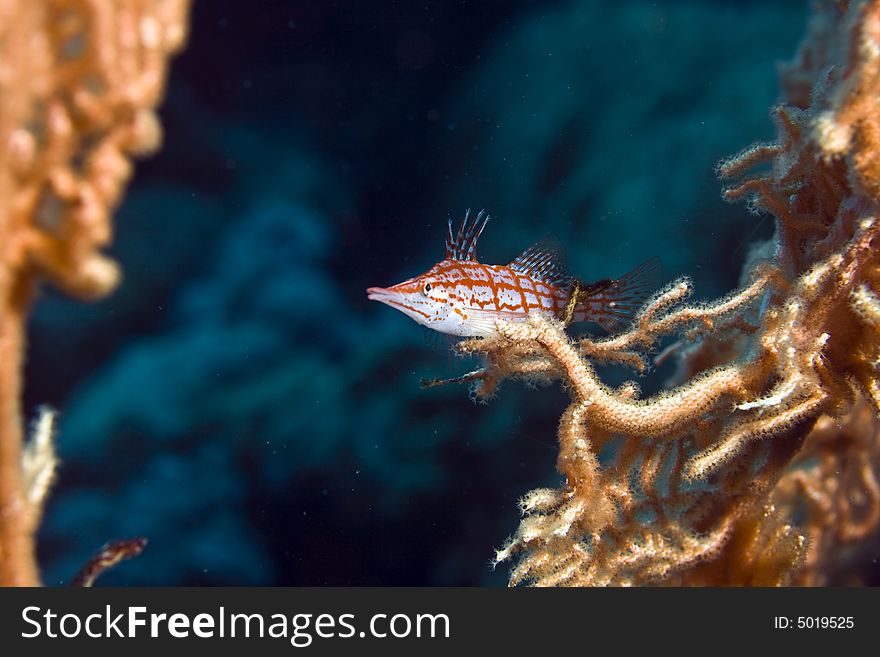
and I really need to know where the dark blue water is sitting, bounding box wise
[27,0,815,585]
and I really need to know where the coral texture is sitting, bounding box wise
[0,0,190,585]
[459,0,880,585]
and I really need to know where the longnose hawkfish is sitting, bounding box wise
[367,210,661,339]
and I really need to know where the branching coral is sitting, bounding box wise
[0,0,190,586]
[71,537,148,587]
[449,0,880,585]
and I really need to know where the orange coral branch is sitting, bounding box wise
[0,287,34,585]
[0,0,190,586]
[71,538,148,587]
[454,0,880,586]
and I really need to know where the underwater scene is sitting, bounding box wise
[4,0,880,586]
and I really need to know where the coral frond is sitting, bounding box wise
[467,0,880,586]
[0,0,190,585]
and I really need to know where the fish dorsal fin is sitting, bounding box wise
[508,237,574,287]
[446,209,489,261]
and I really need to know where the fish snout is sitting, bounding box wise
[367,286,391,302]
[367,285,415,314]
[367,286,406,307]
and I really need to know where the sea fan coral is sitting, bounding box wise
[0,0,190,586]
[453,0,880,586]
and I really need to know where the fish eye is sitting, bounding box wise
[423,282,432,295]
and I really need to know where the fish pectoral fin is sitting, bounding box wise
[462,306,529,336]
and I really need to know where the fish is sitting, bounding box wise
[366,210,661,338]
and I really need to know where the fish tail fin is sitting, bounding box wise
[581,257,663,333]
